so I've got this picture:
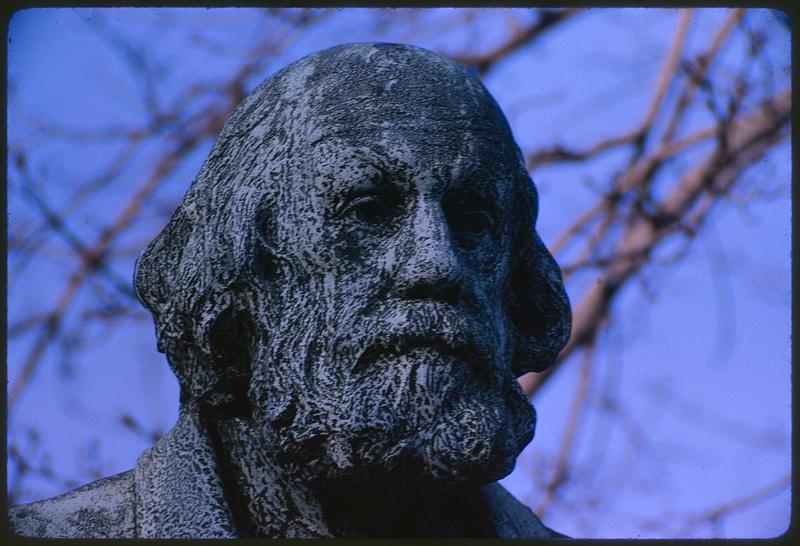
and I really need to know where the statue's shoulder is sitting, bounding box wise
[481,482,569,539]
[8,469,136,538]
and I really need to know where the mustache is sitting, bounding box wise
[334,302,497,376]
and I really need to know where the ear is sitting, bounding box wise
[134,190,220,402]
[508,230,572,376]
[134,199,198,358]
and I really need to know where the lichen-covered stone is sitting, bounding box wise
[9,42,571,538]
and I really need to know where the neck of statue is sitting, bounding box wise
[202,408,491,538]
[313,481,464,538]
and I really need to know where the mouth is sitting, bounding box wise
[353,333,481,374]
[342,302,497,378]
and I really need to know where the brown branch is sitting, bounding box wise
[639,9,694,131]
[564,207,619,280]
[548,123,717,260]
[8,264,86,410]
[521,88,790,398]
[8,312,53,338]
[10,8,330,277]
[120,412,164,444]
[528,110,718,171]
[661,8,745,143]
[527,9,743,171]
[450,8,579,75]
[8,438,81,504]
[8,136,206,410]
[647,382,787,451]
[551,200,606,256]
[389,10,467,45]
[7,10,335,411]
[673,474,790,535]
[534,341,597,517]
[529,6,693,171]
[12,154,136,299]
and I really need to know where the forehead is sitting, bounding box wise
[302,43,500,129]
[246,44,526,202]
[304,125,518,194]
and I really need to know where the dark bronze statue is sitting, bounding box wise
[9,43,571,538]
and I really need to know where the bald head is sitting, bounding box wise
[134,44,571,486]
[206,43,524,188]
[290,43,514,138]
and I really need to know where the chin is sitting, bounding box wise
[294,383,534,490]
[425,405,530,485]
[350,407,530,490]
[267,348,535,489]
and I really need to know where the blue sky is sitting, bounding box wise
[7,8,791,538]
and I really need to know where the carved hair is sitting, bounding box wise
[134,43,571,404]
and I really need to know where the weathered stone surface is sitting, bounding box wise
[9,42,571,538]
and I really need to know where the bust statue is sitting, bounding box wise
[8,43,571,538]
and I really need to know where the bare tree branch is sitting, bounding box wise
[535,340,598,517]
[450,8,580,75]
[520,89,790,397]
[671,474,790,535]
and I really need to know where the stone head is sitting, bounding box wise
[134,43,571,489]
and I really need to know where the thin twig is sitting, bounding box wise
[522,88,790,397]
[451,8,579,75]
[672,474,790,535]
[661,9,745,143]
[535,341,597,517]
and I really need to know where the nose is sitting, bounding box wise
[392,198,465,304]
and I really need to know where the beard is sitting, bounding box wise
[247,293,536,491]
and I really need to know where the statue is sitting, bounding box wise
[8,43,571,538]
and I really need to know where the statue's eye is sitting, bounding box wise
[349,196,387,223]
[444,192,498,247]
[340,190,399,225]
[450,210,495,236]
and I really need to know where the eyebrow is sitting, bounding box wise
[310,130,516,195]
[314,151,402,212]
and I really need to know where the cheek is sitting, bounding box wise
[274,191,337,272]
[267,274,372,388]
[326,221,402,279]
